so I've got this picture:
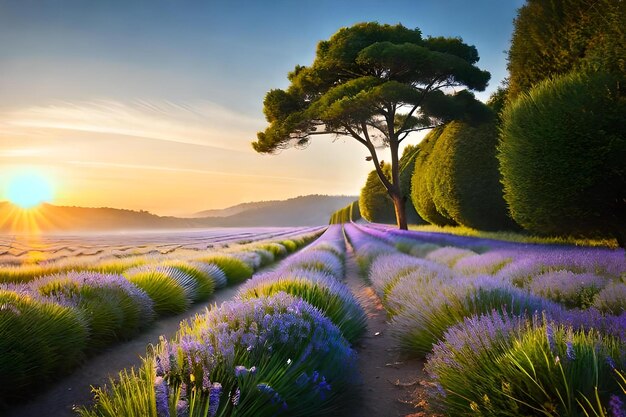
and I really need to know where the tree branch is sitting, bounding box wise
[359,121,394,192]
[397,123,443,142]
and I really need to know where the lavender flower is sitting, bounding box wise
[546,323,556,353]
[609,394,625,417]
[606,355,616,370]
[425,246,477,267]
[176,400,189,417]
[529,271,608,309]
[208,382,222,417]
[234,365,256,378]
[154,376,170,417]
[202,370,211,391]
[565,341,575,361]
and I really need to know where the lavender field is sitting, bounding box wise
[0,227,324,406]
[347,223,626,417]
[1,223,625,416]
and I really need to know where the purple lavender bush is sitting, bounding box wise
[369,253,453,303]
[529,270,608,309]
[593,282,626,315]
[426,246,477,267]
[425,313,626,417]
[29,271,155,348]
[237,268,366,342]
[389,276,556,355]
[453,252,512,275]
[157,292,358,416]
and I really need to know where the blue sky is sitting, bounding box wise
[0,0,525,215]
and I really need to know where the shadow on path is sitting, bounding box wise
[342,241,439,417]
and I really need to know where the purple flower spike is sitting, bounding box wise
[208,382,222,417]
[176,400,189,417]
[231,387,241,406]
[154,376,170,417]
[565,341,575,361]
[610,395,625,417]
[545,323,555,353]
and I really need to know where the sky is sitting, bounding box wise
[0,0,525,216]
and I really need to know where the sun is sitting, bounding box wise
[6,172,54,208]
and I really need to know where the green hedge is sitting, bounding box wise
[411,127,457,226]
[507,0,625,99]
[427,121,514,231]
[499,70,626,243]
[329,201,361,224]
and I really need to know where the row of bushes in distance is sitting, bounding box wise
[345,223,626,416]
[80,225,366,417]
[0,230,322,405]
[329,200,361,224]
[0,227,323,284]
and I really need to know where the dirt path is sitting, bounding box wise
[5,285,241,417]
[343,242,438,417]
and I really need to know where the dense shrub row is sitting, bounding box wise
[0,230,321,405]
[347,224,626,416]
[329,200,361,224]
[349,0,625,247]
[80,225,365,417]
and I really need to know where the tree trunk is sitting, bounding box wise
[391,191,408,230]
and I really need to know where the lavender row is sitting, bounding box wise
[80,225,365,416]
[347,224,626,416]
[0,229,322,404]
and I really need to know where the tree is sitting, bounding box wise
[359,145,423,224]
[499,70,626,246]
[507,0,625,100]
[252,22,491,230]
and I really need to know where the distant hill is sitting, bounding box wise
[192,200,280,218]
[0,195,357,232]
[194,195,358,227]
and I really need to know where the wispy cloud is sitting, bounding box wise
[65,160,339,184]
[0,148,49,158]
[2,99,264,152]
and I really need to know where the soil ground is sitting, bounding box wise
[341,243,440,417]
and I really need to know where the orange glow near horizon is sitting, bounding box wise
[0,204,50,234]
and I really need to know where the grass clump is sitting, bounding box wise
[280,240,297,253]
[78,357,157,417]
[427,315,626,417]
[124,269,189,315]
[390,278,553,355]
[31,272,156,350]
[161,261,216,301]
[0,289,89,402]
[196,255,254,285]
